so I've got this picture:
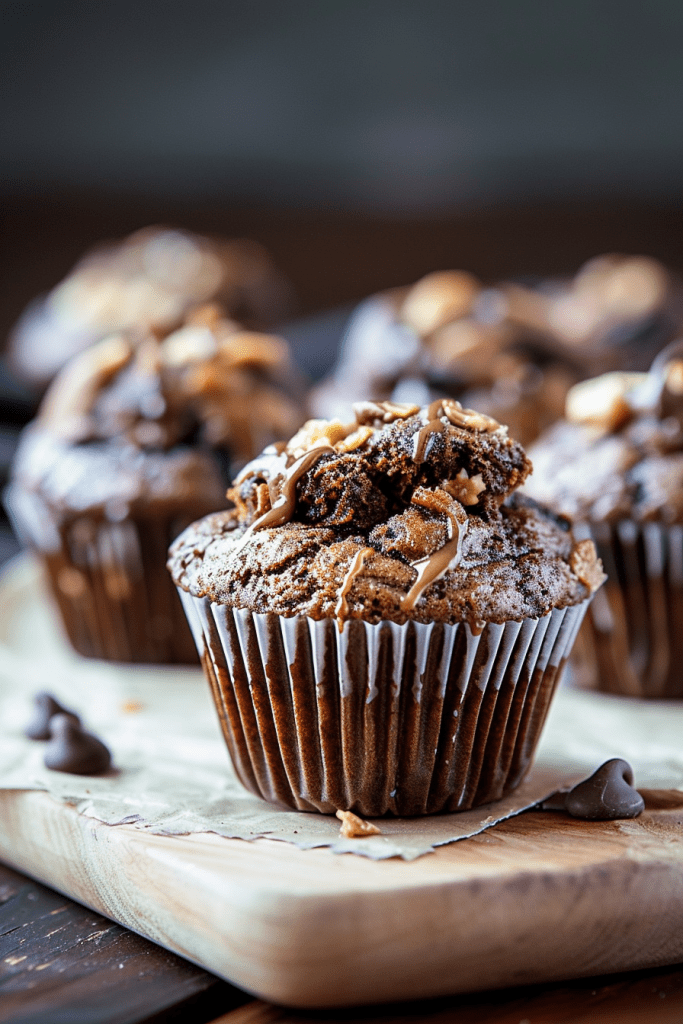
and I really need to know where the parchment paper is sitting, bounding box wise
[1,555,682,861]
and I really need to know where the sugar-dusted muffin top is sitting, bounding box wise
[526,345,683,524]
[169,399,603,627]
[10,306,304,524]
[8,226,291,388]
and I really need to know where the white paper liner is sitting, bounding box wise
[181,590,590,816]
[2,555,683,862]
[578,520,683,698]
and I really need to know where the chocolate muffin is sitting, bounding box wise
[8,226,291,390]
[169,399,603,815]
[7,311,304,664]
[312,271,582,446]
[502,254,683,378]
[526,344,683,698]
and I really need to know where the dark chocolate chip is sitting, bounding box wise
[44,714,112,776]
[565,759,645,821]
[25,692,80,741]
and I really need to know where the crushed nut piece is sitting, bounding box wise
[565,372,647,432]
[443,468,486,506]
[336,809,382,838]
[440,398,504,434]
[335,425,374,453]
[570,539,607,593]
[217,332,289,371]
[286,418,353,456]
[353,400,420,425]
[400,271,480,335]
[254,482,272,518]
[161,325,218,367]
[664,360,683,396]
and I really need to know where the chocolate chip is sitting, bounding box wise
[44,714,112,776]
[565,759,645,821]
[25,692,80,741]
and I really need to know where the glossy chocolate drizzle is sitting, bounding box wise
[241,444,335,544]
[335,546,374,632]
[412,399,503,464]
[412,400,448,464]
[401,492,468,612]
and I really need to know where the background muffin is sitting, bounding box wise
[312,256,683,447]
[312,272,578,445]
[7,226,292,391]
[170,399,602,815]
[7,310,304,663]
[526,345,683,697]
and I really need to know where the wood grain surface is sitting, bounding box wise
[1,788,682,1008]
[0,860,247,1024]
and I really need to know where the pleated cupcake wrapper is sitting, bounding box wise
[581,520,683,698]
[6,482,196,664]
[179,590,590,816]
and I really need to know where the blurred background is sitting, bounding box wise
[3,0,683,346]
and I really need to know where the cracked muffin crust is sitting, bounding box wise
[170,399,602,628]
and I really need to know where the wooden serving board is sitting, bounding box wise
[1,786,683,1007]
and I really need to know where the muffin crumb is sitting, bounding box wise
[570,539,607,593]
[336,809,382,838]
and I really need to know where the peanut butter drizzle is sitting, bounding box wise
[412,400,448,463]
[440,398,502,433]
[335,546,374,632]
[251,444,335,533]
[401,495,468,612]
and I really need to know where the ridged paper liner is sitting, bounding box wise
[6,482,197,664]
[179,590,590,816]
[575,520,683,699]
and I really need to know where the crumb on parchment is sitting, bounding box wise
[336,809,382,838]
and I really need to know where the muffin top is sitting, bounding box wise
[525,346,683,524]
[311,271,580,446]
[8,226,291,388]
[169,399,603,627]
[503,254,683,375]
[12,307,303,521]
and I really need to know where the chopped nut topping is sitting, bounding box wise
[664,360,683,396]
[565,372,647,432]
[39,334,133,439]
[400,271,480,335]
[353,400,420,425]
[443,468,486,506]
[336,809,381,838]
[440,398,505,434]
[161,325,219,367]
[286,418,353,457]
[335,425,374,453]
[217,332,289,371]
[254,482,272,518]
[570,539,607,593]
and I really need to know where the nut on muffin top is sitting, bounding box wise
[169,399,602,628]
[526,344,683,524]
